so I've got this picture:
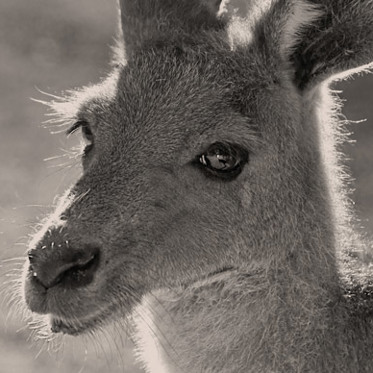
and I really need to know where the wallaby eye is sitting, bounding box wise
[196,142,248,180]
[67,120,94,155]
[81,122,94,147]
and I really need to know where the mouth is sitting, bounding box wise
[29,263,237,336]
[48,271,237,336]
[48,299,120,335]
[45,286,138,336]
[50,314,105,335]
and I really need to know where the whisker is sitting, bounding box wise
[1,257,26,263]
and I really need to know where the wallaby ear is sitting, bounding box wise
[225,0,323,68]
[288,0,373,89]
[229,0,373,90]
[118,0,224,59]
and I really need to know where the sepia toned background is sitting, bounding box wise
[0,1,372,372]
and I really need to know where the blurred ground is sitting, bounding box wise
[0,1,372,373]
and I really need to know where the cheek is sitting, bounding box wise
[141,200,243,279]
[103,171,251,279]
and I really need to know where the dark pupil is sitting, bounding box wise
[205,145,237,170]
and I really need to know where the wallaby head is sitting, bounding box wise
[22,0,373,372]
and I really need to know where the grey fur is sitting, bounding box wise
[22,0,373,372]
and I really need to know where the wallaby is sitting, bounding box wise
[21,0,373,372]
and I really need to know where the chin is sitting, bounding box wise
[49,313,106,335]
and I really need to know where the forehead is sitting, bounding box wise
[117,47,279,117]
[77,44,290,150]
[116,60,226,130]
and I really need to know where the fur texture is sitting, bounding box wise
[21,0,373,372]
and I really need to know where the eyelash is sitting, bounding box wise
[67,120,94,156]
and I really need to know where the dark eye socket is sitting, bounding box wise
[195,142,248,181]
[81,122,94,145]
[67,120,94,156]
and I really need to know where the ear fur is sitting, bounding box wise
[225,1,322,64]
[118,0,224,59]
[228,0,373,89]
[201,0,224,15]
[224,0,275,49]
[290,0,373,89]
[118,0,373,88]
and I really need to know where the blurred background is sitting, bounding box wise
[0,0,372,372]
[0,1,141,372]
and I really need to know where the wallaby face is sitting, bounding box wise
[22,0,373,372]
[25,41,306,331]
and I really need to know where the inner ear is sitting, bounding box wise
[243,0,322,89]
[285,1,373,89]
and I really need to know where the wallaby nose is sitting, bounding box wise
[28,235,100,289]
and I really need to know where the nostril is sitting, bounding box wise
[29,245,101,290]
[52,251,100,288]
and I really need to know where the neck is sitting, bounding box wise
[134,265,336,372]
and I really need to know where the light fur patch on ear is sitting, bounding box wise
[281,0,322,57]
[222,0,274,49]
